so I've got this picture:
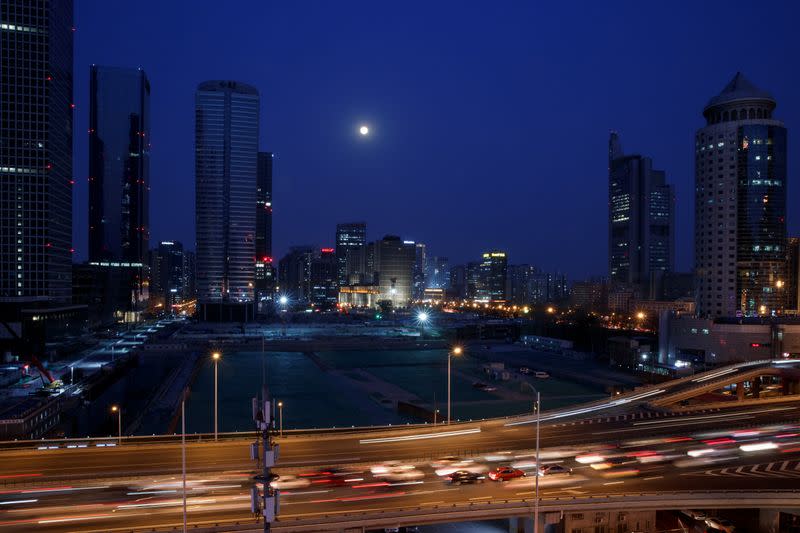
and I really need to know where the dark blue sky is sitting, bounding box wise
[72,1,800,279]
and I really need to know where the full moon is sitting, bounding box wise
[359,125,369,136]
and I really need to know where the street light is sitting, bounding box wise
[520,382,541,533]
[212,352,221,440]
[111,405,122,444]
[278,401,284,437]
[448,346,463,424]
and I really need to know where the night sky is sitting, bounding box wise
[72,1,800,280]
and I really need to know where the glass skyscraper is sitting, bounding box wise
[88,66,150,320]
[195,81,259,316]
[0,0,73,304]
[695,73,787,317]
[335,222,366,286]
[608,131,675,296]
[255,151,273,299]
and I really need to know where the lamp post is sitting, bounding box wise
[212,352,221,440]
[278,401,284,437]
[520,382,541,533]
[448,346,463,424]
[111,405,121,444]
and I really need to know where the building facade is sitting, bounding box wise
[695,73,787,317]
[476,251,507,302]
[608,132,674,296]
[335,222,366,287]
[788,237,800,311]
[425,256,449,290]
[88,66,150,321]
[0,0,73,304]
[255,152,273,301]
[412,242,426,300]
[371,236,415,309]
[194,81,259,320]
[150,241,193,312]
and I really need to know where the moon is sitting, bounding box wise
[359,125,369,136]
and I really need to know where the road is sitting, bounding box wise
[0,425,799,532]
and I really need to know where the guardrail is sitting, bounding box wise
[100,490,800,532]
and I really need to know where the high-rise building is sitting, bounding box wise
[150,241,191,312]
[465,261,481,300]
[310,248,338,308]
[694,73,787,317]
[255,152,273,300]
[195,81,259,321]
[412,242,427,299]
[371,236,415,309]
[477,251,508,302]
[0,0,73,304]
[608,132,674,296]
[335,222,366,286]
[449,264,467,299]
[425,256,449,290]
[88,66,150,321]
[278,246,314,301]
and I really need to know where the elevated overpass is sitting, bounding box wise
[1,359,799,531]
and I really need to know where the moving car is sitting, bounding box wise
[539,464,572,476]
[269,474,311,490]
[446,470,486,485]
[488,466,525,481]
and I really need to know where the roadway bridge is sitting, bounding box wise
[0,359,798,532]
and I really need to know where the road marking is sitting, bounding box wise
[643,476,663,480]
[779,461,790,471]
[603,481,625,485]
[469,496,493,500]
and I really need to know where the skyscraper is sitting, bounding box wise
[150,241,189,312]
[694,73,787,317]
[195,81,259,320]
[412,242,426,299]
[371,236,415,309]
[88,66,150,321]
[255,151,274,300]
[477,251,508,302]
[335,222,366,286]
[608,132,674,296]
[425,256,449,290]
[0,0,73,304]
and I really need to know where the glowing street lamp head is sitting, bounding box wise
[359,125,369,136]
[636,311,645,320]
[278,401,283,408]
[417,311,429,323]
[111,405,118,413]
[278,295,289,306]
[212,352,221,361]
[452,346,463,356]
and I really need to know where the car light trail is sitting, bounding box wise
[740,442,777,452]
[359,428,480,444]
[0,499,37,505]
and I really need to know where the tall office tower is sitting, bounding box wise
[695,73,787,317]
[255,152,273,301]
[371,236,415,309]
[278,246,314,301]
[608,132,675,297]
[425,256,449,290]
[88,66,150,322]
[310,248,338,307]
[477,251,508,302]
[335,222,366,286]
[449,264,467,299]
[149,241,189,311]
[787,238,800,311]
[0,0,73,304]
[465,261,481,300]
[195,81,259,321]
[412,242,426,299]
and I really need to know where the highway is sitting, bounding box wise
[0,422,799,532]
[0,359,798,531]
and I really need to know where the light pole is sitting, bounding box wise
[111,405,121,444]
[278,401,284,437]
[448,346,462,424]
[212,351,221,440]
[521,381,541,533]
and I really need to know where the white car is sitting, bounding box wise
[705,517,735,532]
[269,474,310,490]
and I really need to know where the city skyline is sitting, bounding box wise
[67,2,800,280]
